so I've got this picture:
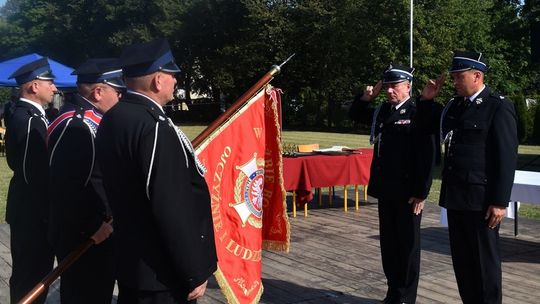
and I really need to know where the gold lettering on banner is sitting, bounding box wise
[262,189,273,208]
[264,157,274,183]
[224,239,262,262]
[270,213,283,235]
[212,199,223,231]
[233,277,260,296]
[211,146,231,233]
[213,146,231,183]
[219,230,228,242]
[263,149,275,208]
[253,127,262,139]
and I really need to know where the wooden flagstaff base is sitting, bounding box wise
[1,191,539,303]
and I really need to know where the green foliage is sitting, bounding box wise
[0,88,10,104]
[514,95,533,143]
[0,0,539,130]
[532,101,540,144]
[0,157,11,222]
[512,94,540,144]
[0,19,28,59]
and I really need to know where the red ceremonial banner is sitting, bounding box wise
[196,86,289,304]
[261,88,289,252]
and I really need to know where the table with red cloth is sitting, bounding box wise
[282,149,373,209]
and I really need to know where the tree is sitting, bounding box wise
[276,0,372,128]
[0,0,535,131]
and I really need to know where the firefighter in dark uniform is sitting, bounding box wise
[96,38,217,303]
[47,58,124,303]
[350,65,444,304]
[439,51,518,304]
[5,57,56,304]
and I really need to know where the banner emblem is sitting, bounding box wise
[232,154,264,228]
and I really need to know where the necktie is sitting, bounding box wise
[457,98,469,111]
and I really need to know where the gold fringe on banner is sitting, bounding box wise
[214,267,264,304]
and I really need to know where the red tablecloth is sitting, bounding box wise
[283,149,373,204]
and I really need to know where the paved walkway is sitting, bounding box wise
[1,194,539,303]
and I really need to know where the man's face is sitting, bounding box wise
[384,81,410,104]
[451,70,482,97]
[93,84,121,113]
[159,71,177,102]
[34,80,57,105]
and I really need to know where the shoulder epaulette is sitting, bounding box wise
[145,107,167,123]
[488,91,506,103]
[26,106,41,118]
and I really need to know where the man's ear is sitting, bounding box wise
[153,73,163,92]
[92,86,102,102]
[474,71,483,82]
[30,81,40,94]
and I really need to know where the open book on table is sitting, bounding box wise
[313,146,357,154]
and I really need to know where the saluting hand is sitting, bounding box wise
[90,219,113,244]
[408,197,425,215]
[361,80,383,102]
[485,205,506,229]
[420,72,446,101]
[187,280,208,301]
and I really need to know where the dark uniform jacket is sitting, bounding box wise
[350,96,442,201]
[47,95,110,256]
[439,86,518,211]
[5,99,49,225]
[96,91,217,292]
[2,100,14,127]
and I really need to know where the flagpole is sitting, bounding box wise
[192,54,294,148]
[410,0,413,68]
[18,239,95,304]
[18,215,112,304]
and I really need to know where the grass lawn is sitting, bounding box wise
[0,157,9,222]
[0,125,539,222]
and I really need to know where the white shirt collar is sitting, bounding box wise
[19,98,46,117]
[468,85,486,102]
[393,97,409,110]
[127,90,164,113]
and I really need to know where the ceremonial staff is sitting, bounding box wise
[18,240,94,304]
[18,217,112,304]
[18,55,293,304]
